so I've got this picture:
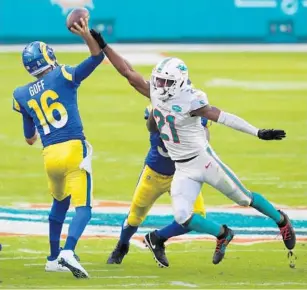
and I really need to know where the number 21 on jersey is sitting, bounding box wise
[154,108,180,143]
[27,90,68,135]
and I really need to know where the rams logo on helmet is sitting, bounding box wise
[51,0,94,14]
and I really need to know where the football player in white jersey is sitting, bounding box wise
[90,30,296,267]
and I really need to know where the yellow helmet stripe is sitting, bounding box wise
[40,42,55,65]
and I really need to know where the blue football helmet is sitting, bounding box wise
[22,41,57,76]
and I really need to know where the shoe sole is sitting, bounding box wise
[58,258,88,279]
[45,268,70,272]
[143,236,169,268]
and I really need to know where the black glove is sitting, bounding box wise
[90,29,107,49]
[258,129,286,140]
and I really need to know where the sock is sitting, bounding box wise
[64,206,92,251]
[251,192,282,224]
[48,196,71,260]
[119,218,138,245]
[156,220,190,240]
[48,222,62,261]
[187,213,222,237]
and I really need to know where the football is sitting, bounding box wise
[66,7,89,30]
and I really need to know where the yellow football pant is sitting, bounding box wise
[42,139,93,207]
[127,165,205,226]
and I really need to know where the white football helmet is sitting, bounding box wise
[151,57,189,101]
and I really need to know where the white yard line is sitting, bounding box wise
[201,282,307,286]
[0,257,44,261]
[171,281,198,288]
[7,248,307,260]
[90,269,124,272]
[130,239,146,249]
[24,262,96,267]
[206,78,307,91]
[91,275,159,279]
[15,284,162,289]
[18,249,44,254]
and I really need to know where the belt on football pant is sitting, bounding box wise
[174,155,198,163]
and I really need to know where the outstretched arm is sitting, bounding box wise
[70,17,101,57]
[69,18,104,83]
[90,29,150,98]
[192,106,286,140]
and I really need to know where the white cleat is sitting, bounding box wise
[58,250,89,279]
[45,259,70,272]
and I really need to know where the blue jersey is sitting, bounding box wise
[144,106,209,176]
[13,54,104,147]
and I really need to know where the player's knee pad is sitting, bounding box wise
[49,196,71,223]
[127,213,143,227]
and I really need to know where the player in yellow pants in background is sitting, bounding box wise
[107,104,210,267]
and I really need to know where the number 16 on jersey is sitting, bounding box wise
[28,90,68,135]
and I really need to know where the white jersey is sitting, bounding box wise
[150,85,209,160]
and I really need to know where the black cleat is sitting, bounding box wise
[107,242,129,264]
[213,225,234,265]
[278,210,296,250]
[144,231,169,268]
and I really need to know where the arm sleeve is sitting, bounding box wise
[74,52,105,84]
[22,113,36,139]
[217,111,259,136]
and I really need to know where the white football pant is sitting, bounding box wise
[171,145,252,225]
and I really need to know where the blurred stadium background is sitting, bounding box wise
[0,0,306,288]
[1,0,307,44]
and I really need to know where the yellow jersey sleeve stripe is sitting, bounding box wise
[13,97,21,112]
[61,66,73,81]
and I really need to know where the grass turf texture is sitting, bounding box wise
[0,237,307,289]
[0,52,306,288]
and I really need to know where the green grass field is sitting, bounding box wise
[0,51,306,288]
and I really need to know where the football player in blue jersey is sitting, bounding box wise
[107,104,210,267]
[12,18,103,278]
